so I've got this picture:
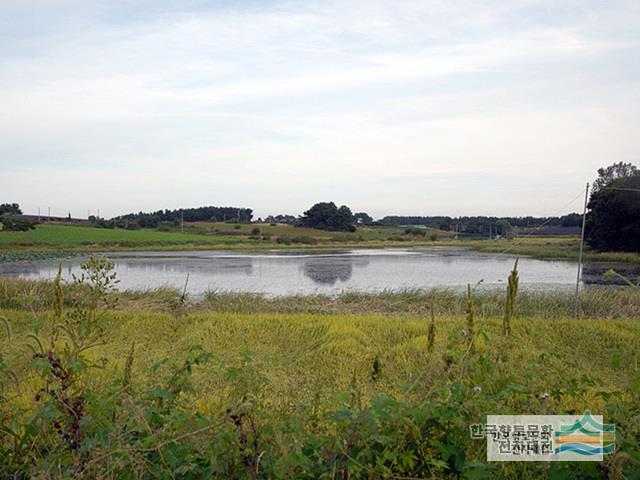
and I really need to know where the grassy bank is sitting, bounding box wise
[2,223,639,264]
[2,277,639,319]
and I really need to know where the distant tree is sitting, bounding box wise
[353,212,373,225]
[0,203,22,215]
[495,220,514,239]
[559,213,582,227]
[586,163,640,252]
[299,202,355,232]
[265,214,298,224]
[592,161,639,193]
[113,206,253,228]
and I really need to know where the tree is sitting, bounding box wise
[353,212,373,225]
[586,163,640,252]
[495,219,514,239]
[299,202,355,232]
[592,161,638,193]
[560,213,582,227]
[0,203,22,215]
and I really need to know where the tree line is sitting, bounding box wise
[378,214,582,231]
[3,161,638,251]
[97,206,254,229]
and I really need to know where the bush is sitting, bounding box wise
[404,227,426,237]
[251,227,261,235]
[233,224,242,230]
[0,217,36,232]
[276,235,318,245]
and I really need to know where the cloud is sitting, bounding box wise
[1,0,639,218]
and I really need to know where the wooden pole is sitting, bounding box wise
[573,182,589,318]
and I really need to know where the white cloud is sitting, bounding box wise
[1,0,639,218]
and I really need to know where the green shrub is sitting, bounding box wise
[0,217,36,232]
[276,235,317,245]
[404,227,426,236]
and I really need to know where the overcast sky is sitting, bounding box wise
[1,0,639,220]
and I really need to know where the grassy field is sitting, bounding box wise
[1,266,640,477]
[2,223,640,265]
[0,224,247,248]
[0,223,445,255]
[1,307,639,477]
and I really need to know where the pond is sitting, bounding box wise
[1,247,632,297]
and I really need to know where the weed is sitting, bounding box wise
[503,258,519,336]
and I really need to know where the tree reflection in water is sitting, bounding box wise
[302,256,369,285]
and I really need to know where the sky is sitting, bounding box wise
[1,0,639,220]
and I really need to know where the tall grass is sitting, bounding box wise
[2,277,639,319]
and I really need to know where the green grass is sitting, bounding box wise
[465,236,640,263]
[0,223,445,254]
[2,309,638,409]
[0,224,246,248]
[2,306,639,477]
[2,224,640,266]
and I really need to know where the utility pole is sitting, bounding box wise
[37,207,41,222]
[48,207,51,221]
[181,210,184,234]
[573,182,589,319]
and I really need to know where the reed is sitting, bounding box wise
[502,258,519,336]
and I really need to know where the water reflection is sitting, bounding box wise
[118,258,254,276]
[301,256,370,285]
[0,248,613,297]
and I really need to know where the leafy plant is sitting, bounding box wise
[503,258,519,336]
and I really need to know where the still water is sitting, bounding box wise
[0,247,622,297]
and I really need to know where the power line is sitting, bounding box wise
[496,188,587,256]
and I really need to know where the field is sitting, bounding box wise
[2,223,640,265]
[1,270,640,478]
[0,224,245,248]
